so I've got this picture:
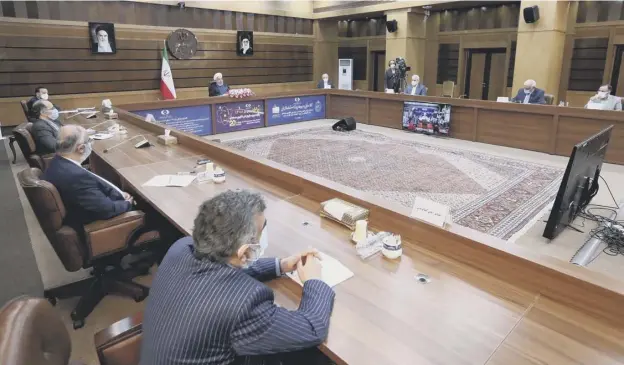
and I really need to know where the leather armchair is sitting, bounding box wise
[95,313,144,365]
[0,296,81,365]
[10,122,53,170]
[20,99,31,120]
[18,167,161,329]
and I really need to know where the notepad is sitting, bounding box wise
[286,252,354,288]
[142,175,196,187]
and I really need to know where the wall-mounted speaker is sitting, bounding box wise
[386,20,398,33]
[523,5,540,23]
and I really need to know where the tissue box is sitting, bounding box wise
[104,112,118,120]
[320,198,369,230]
[157,135,178,146]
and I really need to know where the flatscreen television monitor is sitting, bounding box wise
[543,125,613,240]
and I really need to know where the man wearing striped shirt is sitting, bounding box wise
[140,190,335,365]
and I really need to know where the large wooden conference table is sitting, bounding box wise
[71,90,624,365]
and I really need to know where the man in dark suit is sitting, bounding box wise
[27,87,61,120]
[404,74,427,96]
[316,73,332,89]
[512,79,546,104]
[30,100,63,156]
[209,72,230,97]
[140,190,335,365]
[42,125,134,227]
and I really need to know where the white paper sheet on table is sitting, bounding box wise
[286,252,354,288]
[142,175,196,187]
[92,133,114,140]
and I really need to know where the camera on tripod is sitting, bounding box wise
[393,57,411,93]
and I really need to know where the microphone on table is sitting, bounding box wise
[85,119,113,131]
[103,134,151,153]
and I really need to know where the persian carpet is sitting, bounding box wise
[225,128,563,240]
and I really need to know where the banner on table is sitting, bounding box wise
[131,105,212,136]
[215,100,264,133]
[267,95,326,126]
[401,101,451,136]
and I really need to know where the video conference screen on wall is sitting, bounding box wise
[401,101,451,136]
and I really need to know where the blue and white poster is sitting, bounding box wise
[131,105,213,136]
[215,100,264,134]
[267,95,326,126]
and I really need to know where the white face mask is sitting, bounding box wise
[40,93,49,100]
[79,141,92,163]
[242,225,268,268]
[598,91,608,98]
[412,81,418,86]
[524,87,532,93]
[323,78,329,82]
[216,79,224,86]
[390,64,396,69]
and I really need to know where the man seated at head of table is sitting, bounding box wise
[209,72,230,97]
[404,74,427,96]
[585,84,622,111]
[43,125,134,228]
[26,86,60,120]
[140,190,335,365]
[30,100,63,156]
[512,79,546,104]
[317,73,332,89]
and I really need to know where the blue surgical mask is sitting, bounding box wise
[48,108,59,121]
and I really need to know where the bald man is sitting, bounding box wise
[31,100,63,155]
[512,79,546,104]
[43,125,134,227]
[209,72,230,96]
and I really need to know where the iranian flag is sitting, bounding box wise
[160,41,176,100]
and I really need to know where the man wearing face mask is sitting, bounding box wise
[316,73,332,89]
[27,87,60,120]
[42,125,135,227]
[209,72,230,97]
[140,190,335,365]
[384,59,398,92]
[30,100,63,156]
[512,79,546,104]
[585,84,622,111]
[404,74,427,96]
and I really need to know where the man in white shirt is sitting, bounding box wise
[585,84,622,111]
[42,125,134,227]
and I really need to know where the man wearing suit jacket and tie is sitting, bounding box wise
[316,73,332,89]
[404,74,427,96]
[140,190,335,365]
[512,79,546,104]
[43,125,134,228]
[30,100,63,156]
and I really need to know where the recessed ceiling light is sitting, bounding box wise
[423,5,432,9]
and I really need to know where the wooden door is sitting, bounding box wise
[375,52,386,92]
[612,46,624,96]
[468,53,486,99]
[487,53,507,100]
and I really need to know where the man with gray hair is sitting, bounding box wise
[209,72,230,96]
[42,125,134,226]
[140,190,335,365]
[316,73,332,89]
[512,79,546,104]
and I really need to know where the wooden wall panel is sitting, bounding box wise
[0,0,313,34]
[448,106,475,140]
[438,3,520,32]
[327,95,368,123]
[369,99,402,129]
[476,110,552,153]
[556,116,624,164]
[0,22,313,98]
